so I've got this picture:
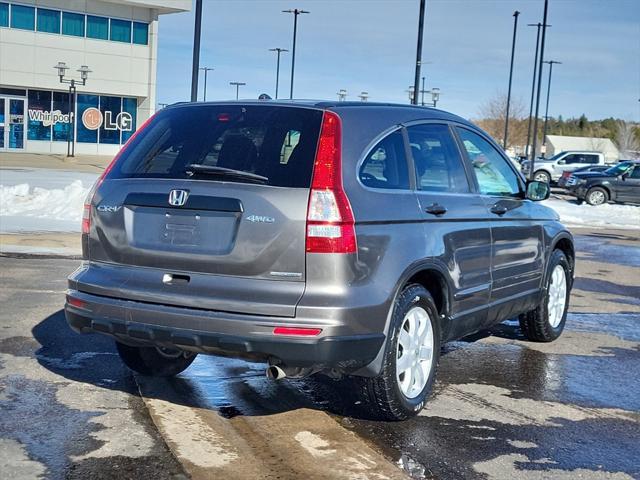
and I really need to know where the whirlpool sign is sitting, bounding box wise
[26,108,133,131]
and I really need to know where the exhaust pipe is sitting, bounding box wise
[266,365,287,380]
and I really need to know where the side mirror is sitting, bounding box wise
[526,181,550,201]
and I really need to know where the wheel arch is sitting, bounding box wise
[550,233,575,287]
[352,260,453,377]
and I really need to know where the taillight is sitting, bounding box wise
[82,112,157,234]
[273,327,322,336]
[305,111,356,254]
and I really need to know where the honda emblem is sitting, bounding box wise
[168,189,189,207]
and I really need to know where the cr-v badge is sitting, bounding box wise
[246,215,275,223]
[168,190,189,206]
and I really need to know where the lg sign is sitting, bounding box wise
[82,107,133,131]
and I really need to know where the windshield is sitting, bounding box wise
[107,105,323,188]
[604,162,633,176]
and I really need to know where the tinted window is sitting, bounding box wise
[76,94,99,143]
[629,166,640,179]
[132,21,148,45]
[407,123,469,193]
[108,106,323,188]
[37,8,60,33]
[86,15,108,39]
[0,3,8,27]
[62,12,84,36]
[11,5,35,30]
[583,154,599,164]
[27,89,52,141]
[359,130,409,189]
[110,18,131,42]
[457,128,521,197]
[52,91,71,142]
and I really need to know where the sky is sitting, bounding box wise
[156,0,640,122]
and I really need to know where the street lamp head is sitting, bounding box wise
[77,65,91,82]
[430,87,440,103]
[54,61,68,79]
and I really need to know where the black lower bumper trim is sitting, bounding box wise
[65,309,385,371]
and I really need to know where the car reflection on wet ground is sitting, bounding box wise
[138,312,639,479]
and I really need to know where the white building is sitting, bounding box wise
[0,0,189,156]
[544,135,621,163]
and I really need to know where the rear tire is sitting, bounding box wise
[585,187,608,206]
[358,284,441,421]
[116,342,197,377]
[519,249,571,342]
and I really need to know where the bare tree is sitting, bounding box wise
[615,120,640,159]
[475,93,528,153]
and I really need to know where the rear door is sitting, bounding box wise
[406,122,493,338]
[616,164,640,202]
[87,104,323,315]
[455,127,545,326]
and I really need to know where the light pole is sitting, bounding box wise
[358,92,369,102]
[530,0,550,179]
[269,48,288,99]
[199,67,213,101]
[230,82,246,100]
[542,60,562,146]
[525,23,542,159]
[503,10,520,150]
[54,62,90,158]
[337,89,347,101]
[282,9,309,99]
[190,0,203,102]
[412,0,426,105]
[420,88,440,107]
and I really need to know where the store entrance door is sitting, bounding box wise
[0,97,26,150]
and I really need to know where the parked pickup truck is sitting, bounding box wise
[521,151,606,183]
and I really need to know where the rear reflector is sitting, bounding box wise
[67,296,88,309]
[273,327,322,336]
[305,110,357,254]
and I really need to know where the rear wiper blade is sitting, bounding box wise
[185,164,268,184]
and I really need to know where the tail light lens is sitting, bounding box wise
[82,112,157,235]
[305,111,356,254]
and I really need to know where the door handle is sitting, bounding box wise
[425,203,447,216]
[490,204,508,216]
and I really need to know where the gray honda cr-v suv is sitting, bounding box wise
[65,101,574,420]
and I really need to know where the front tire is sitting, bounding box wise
[533,170,551,184]
[586,187,608,205]
[116,342,197,377]
[519,249,571,342]
[359,284,441,421]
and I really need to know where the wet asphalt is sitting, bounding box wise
[1,227,639,479]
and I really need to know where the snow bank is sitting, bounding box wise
[543,198,640,231]
[1,168,97,233]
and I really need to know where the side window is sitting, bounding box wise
[584,154,599,164]
[629,166,640,179]
[456,127,522,197]
[406,123,469,193]
[359,130,410,189]
[563,154,578,164]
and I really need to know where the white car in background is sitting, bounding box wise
[521,151,606,183]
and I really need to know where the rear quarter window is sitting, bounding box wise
[108,105,323,188]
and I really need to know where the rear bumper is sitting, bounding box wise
[64,289,385,371]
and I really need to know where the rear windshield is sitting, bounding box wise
[107,105,323,188]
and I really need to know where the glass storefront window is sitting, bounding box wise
[76,94,99,143]
[52,92,71,142]
[62,12,84,37]
[37,8,60,34]
[27,90,52,141]
[132,22,148,45]
[99,96,122,144]
[110,18,131,43]
[121,98,137,142]
[0,3,8,27]
[86,15,108,39]
[11,4,35,30]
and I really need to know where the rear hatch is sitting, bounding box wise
[84,104,323,316]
